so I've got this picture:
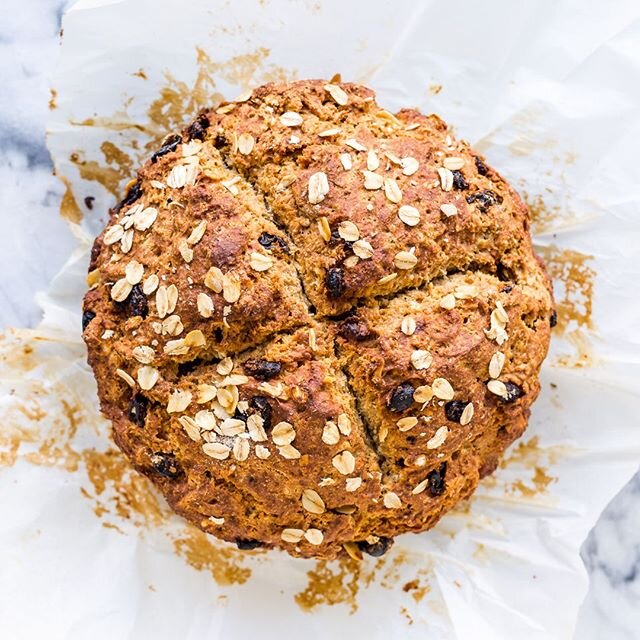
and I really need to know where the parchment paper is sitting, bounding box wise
[2,0,640,638]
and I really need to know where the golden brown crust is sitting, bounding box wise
[82,79,553,559]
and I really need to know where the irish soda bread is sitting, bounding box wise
[83,80,553,559]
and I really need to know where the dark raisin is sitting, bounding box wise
[84,196,95,210]
[550,310,558,328]
[249,396,272,431]
[150,452,180,478]
[151,133,182,163]
[128,394,149,427]
[258,231,289,253]
[214,328,224,343]
[326,267,345,299]
[357,537,394,557]
[452,170,469,190]
[233,406,248,421]
[339,318,373,342]
[427,462,447,496]
[474,156,489,176]
[116,181,143,212]
[501,285,513,293]
[186,113,210,141]
[89,238,102,271]
[177,358,204,376]
[496,262,514,282]
[387,382,415,413]
[244,359,282,380]
[236,539,262,550]
[82,310,96,331]
[128,283,148,318]
[466,189,503,212]
[444,400,468,423]
[502,382,524,403]
[112,299,127,314]
[328,229,343,247]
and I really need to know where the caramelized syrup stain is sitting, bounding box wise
[511,466,554,498]
[538,245,595,333]
[499,435,579,498]
[537,244,595,367]
[70,141,134,197]
[294,556,366,613]
[403,577,431,603]
[81,448,167,527]
[295,549,434,613]
[23,399,81,472]
[58,175,83,222]
[525,192,561,236]
[399,606,414,625]
[172,527,252,586]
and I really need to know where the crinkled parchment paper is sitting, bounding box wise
[2,0,640,637]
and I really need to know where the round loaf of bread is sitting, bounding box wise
[83,80,553,559]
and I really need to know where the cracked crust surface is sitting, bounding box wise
[83,79,553,559]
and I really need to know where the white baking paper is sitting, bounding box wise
[2,0,640,638]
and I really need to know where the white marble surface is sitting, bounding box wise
[1,1,638,637]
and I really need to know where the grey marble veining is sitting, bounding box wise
[0,0,75,328]
[578,473,640,639]
[1,1,638,637]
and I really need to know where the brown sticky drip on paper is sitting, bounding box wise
[81,448,167,527]
[70,141,134,197]
[59,176,83,223]
[536,244,595,367]
[172,527,252,586]
[497,435,581,498]
[525,191,587,239]
[510,467,554,498]
[295,549,433,613]
[501,435,544,468]
[402,576,431,603]
[400,606,414,625]
[22,399,82,472]
[295,556,369,613]
[525,192,560,236]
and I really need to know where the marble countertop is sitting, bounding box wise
[1,1,638,637]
